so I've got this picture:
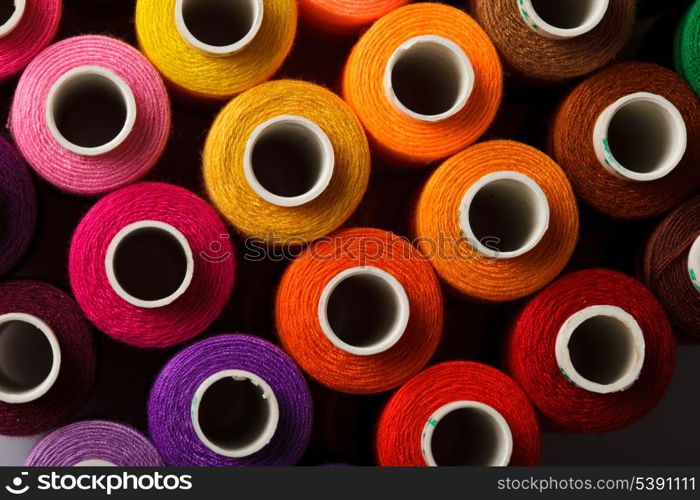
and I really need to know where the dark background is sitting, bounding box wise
[0,0,698,465]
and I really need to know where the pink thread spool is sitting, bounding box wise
[69,182,236,348]
[0,0,60,81]
[9,35,170,196]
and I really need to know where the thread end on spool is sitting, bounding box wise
[191,369,279,458]
[318,266,410,356]
[518,0,609,40]
[421,401,513,467]
[555,305,645,394]
[0,312,61,404]
[384,35,474,123]
[175,0,264,56]
[0,0,25,38]
[593,92,687,182]
[459,171,550,259]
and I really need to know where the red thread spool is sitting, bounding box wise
[376,361,540,466]
[298,0,408,34]
[507,269,676,433]
[551,62,700,219]
[643,195,700,339]
[276,227,444,394]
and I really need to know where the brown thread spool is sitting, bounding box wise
[643,195,700,339]
[551,62,700,219]
[471,0,636,83]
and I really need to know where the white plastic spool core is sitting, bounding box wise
[175,0,264,55]
[244,115,335,207]
[318,266,410,356]
[421,401,513,467]
[74,460,117,467]
[105,221,194,309]
[555,305,645,394]
[0,313,61,404]
[0,0,25,38]
[593,92,687,182]
[192,370,279,458]
[688,236,700,294]
[46,66,137,157]
[518,0,609,40]
[459,171,550,259]
[384,35,474,122]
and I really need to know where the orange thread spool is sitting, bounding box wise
[551,62,700,220]
[275,227,444,394]
[342,3,502,166]
[414,140,579,302]
[298,0,408,34]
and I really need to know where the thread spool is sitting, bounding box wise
[298,0,408,34]
[0,0,60,81]
[136,0,296,100]
[0,137,36,276]
[69,182,235,348]
[643,195,700,338]
[551,62,700,219]
[148,334,312,466]
[10,35,170,196]
[472,0,636,83]
[342,3,502,165]
[414,140,578,302]
[204,80,370,244]
[0,281,95,436]
[507,269,675,433]
[276,227,443,394]
[675,1,700,96]
[376,362,540,466]
[25,421,163,466]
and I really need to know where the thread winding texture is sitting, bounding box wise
[508,269,676,433]
[0,137,36,276]
[69,182,235,348]
[9,35,170,195]
[204,80,370,244]
[148,334,313,466]
[26,421,163,466]
[472,0,636,83]
[135,0,297,100]
[376,361,540,466]
[298,0,408,34]
[551,62,700,219]
[342,3,502,165]
[414,140,579,302]
[276,227,444,394]
[643,195,700,339]
[0,281,95,436]
[0,0,60,81]
[675,0,700,95]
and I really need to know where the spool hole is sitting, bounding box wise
[0,0,23,37]
[50,71,130,150]
[0,317,58,402]
[606,99,682,176]
[423,401,513,467]
[177,0,263,53]
[529,0,606,30]
[0,0,15,26]
[462,173,549,258]
[111,225,190,304]
[193,370,279,457]
[386,36,473,121]
[320,267,410,355]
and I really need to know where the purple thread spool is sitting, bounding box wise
[26,421,163,466]
[0,137,36,276]
[148,334,313,466]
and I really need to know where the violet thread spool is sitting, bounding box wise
[148,334,313,466]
